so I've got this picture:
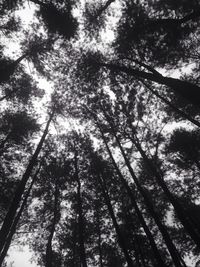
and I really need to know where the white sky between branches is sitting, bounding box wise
[3,1,197,266]
[4,1,119,266]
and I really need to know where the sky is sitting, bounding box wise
[4,3,42,267]
[2,1,197,267]
[6,246,37,267]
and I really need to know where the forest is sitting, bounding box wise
[0,0,200,266]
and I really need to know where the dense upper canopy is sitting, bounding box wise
[0,1,200,267]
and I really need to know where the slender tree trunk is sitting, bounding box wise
[0,110,54,255]
[95,206,103,267]
[0,165,41,266]
[45,180,60,267]
[114,133,185,267]
[126,209,148,267]
[72,214,78,267]
[99,62,200,107]
[100,111,187,267]
[120,198,142,267]
[110,100,200,247]
[97,173,135,267]
[98,124,166,267]
[140,9,200,30]
[74,152,88,267]
[141,80,200,129]
[128,129,200,247]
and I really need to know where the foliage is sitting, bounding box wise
[0,1,200,267]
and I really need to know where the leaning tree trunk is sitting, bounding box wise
[99,62,200,107]
[98,124,167,267]
[100,110,187,267]
[0,110,54,255]
[0,165,41,266]
[97,172,135,267]
[120,98,200,246]
[140,80,200,129]
[134,134,200,246]
[74,152,88,267]
[123,109,200,248]
[95,204,104,267]
[45,180,60,267]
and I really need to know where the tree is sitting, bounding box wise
[0,108,54,258]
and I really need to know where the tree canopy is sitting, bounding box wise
[0,0,200,266]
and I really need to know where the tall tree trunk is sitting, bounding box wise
[97,173,135,267]
[121,100,200,246]
[0,165,41,266]
[140,80,200,129]
[74,152,88,267]
[130,131,200,248]
[98,124,166,267]
[45,180,60,267]
[110,100,200,247]
[100,112,187,267]
[126,208,148,267]
[120,197,142,267]
[0,110,54,255]
[99,62,200,107]
[95,205,103,267]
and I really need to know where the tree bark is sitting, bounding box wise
[0,110,54,255]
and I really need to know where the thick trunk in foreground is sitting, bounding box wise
[0,110,54,255]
